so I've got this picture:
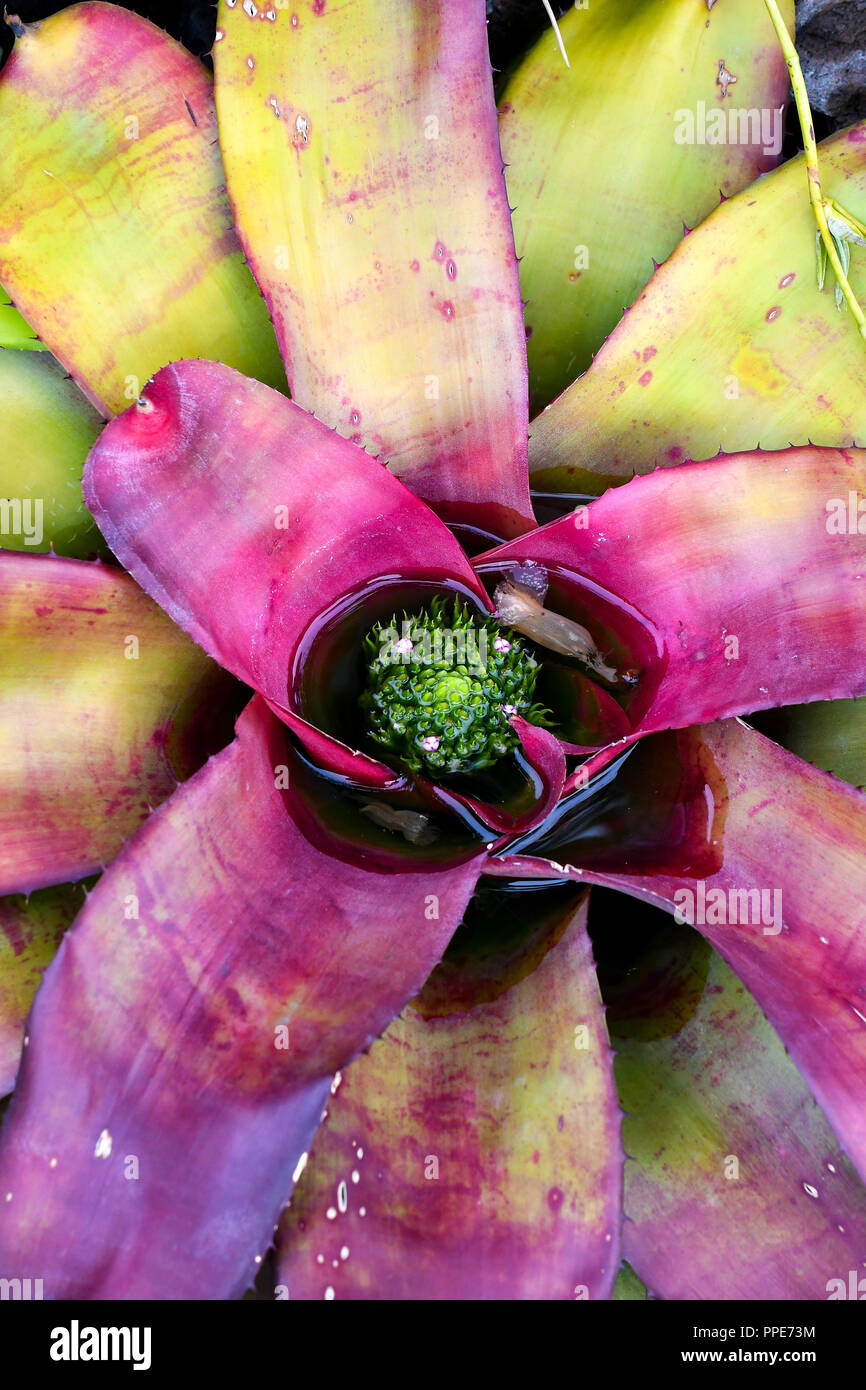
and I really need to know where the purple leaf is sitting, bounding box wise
[0,698,485,1298]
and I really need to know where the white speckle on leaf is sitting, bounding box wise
[94,1129,113,1159]
[716,60,737,99]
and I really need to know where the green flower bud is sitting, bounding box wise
[359,597,549,775]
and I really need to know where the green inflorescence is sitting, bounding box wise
[359,597,549,776]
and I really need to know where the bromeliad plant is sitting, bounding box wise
[1,0,866,1301]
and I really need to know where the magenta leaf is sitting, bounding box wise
[494,719,866,1186]
[483,446,866,739]
[0,698,485,1297]
[276,881,621,1299]
[83,360,492,786]
[601,909,866,1299]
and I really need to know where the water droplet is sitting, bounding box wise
[316,1253,324,1264]
[356,1147,364,1160]
[351,1170,360,1184]
[326,1206,337,1220]
[94,1129,113,1159]
[330,1071,342,1095]
[292,1151,308,1184]
[214,28,224,41]
[340,1246,350,1260]
[4,1192,11,1202]
[243,0,257,16]
[358,1206,366,1216]
[803,1182,819,1199]
[247,56,255,69]
[49,1157,58,1169]
[827,1162,837,1173]
[324,1286,335,1300]
[337,1180,348,1213]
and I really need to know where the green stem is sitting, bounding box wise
[825,196,866,242]
[763,0,866,341]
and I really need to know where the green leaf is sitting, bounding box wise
[499,0,794,413]
[529,123,866,494]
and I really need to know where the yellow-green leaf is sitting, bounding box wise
[530,124,866,494]
[500,0,793,414]
[0,349,103,557]
[0,4,284,414]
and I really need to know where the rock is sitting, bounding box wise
[798,0,866,128]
